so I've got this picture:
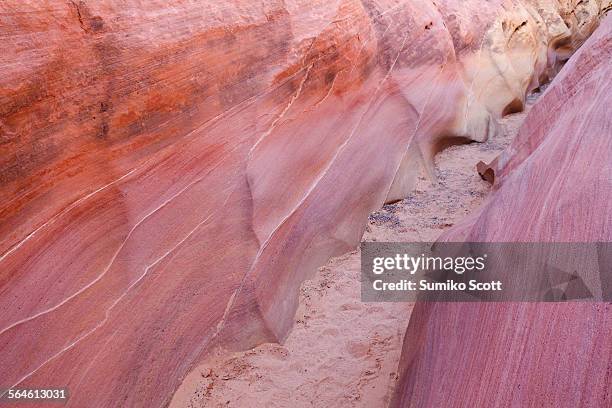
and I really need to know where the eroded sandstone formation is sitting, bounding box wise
[0,1,608,406]
[392,14,612,407]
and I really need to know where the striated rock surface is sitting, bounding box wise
[0,1,608,406]
[392,14,612,408]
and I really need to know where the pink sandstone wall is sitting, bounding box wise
[392,14,612,408]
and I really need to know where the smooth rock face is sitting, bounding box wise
[392,15,612,408]
[0,1,608,406]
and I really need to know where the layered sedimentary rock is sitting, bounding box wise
[0,1,608,406]
[392,14,612,408]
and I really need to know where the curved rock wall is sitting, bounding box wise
[0,1,608,406]
[392,14,612,408]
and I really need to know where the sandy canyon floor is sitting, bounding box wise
[171,92,540,408]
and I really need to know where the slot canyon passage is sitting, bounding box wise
[169,87,542,408]
[1,1,611,408]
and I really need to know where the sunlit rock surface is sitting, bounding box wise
[392,14,612,408]
[0,1,608,406]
